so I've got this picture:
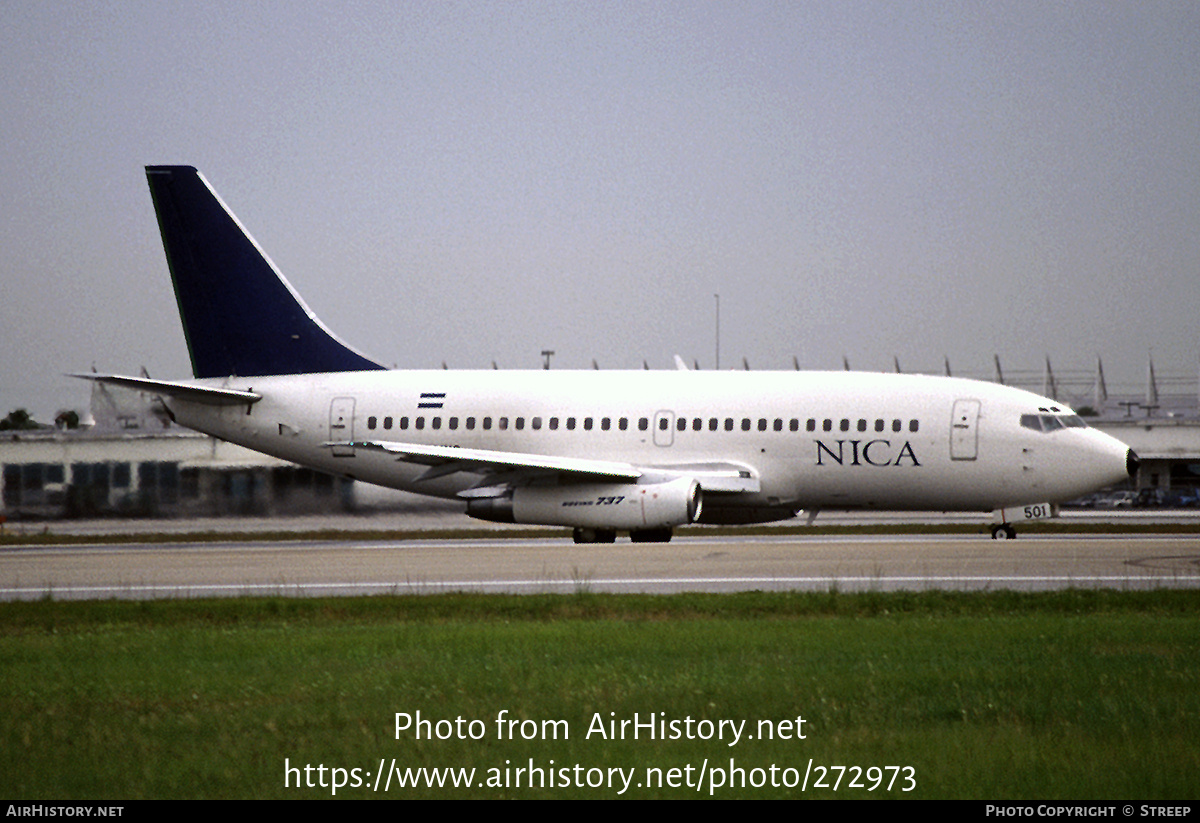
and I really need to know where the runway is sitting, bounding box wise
[3,532,1200,600]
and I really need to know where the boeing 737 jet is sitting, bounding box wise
[75,167,1137,541]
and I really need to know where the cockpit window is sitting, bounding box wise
[1021,413,1089,433]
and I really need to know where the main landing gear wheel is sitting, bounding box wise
[990,524,1017,540]
[629,527,673,543]
[573,528,617,544]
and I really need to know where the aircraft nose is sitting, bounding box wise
[1081,431,1138,493]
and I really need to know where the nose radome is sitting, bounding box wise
[1126,449,1140,478]
[1088,431,1136,491]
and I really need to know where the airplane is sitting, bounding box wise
[74,166,1138,542]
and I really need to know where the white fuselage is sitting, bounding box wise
[163,368,1132,519]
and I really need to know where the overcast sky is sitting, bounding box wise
[3,1,1198,419]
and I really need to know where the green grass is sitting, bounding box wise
[1,591,1198,798]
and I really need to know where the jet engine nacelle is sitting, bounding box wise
[467,478,702,530]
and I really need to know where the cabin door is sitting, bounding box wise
[950,399,981,460]
[329,397,356,457]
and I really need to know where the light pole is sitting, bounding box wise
[714,294,720,371]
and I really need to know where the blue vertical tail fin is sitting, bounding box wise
[145,166,385,378]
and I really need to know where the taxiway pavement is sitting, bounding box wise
[2,532,1198,600]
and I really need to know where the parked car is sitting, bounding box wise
[1097,491,1138,508]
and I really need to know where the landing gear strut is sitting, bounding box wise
[990,523,1017,540]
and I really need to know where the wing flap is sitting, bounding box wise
[339,440,642,482]
[329,440,760,494]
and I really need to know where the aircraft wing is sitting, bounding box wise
[69,373,261,405]
[331,440,760,494]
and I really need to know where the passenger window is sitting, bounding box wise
[892,420,902,432]
[659,418,670,431]
[466,417,475,430]
[874,419,884,432]
[741,418,751,431]
[619,418,628,431]
[584,418,593,431]
[482,417,492,430]
[639,418,649,431]
[789,419,799,432]
[823,419,833,432]
[758,419,768,431]
[384,416,393,430]
[709,418,719,431]
[567,417,576,430]
[431,417,441,430]
[840,419,850,432]
[415,417,425,430]
[367,416,377,430]
[531,417,542,430]
[725,418,734,431]
[515,417,525,430]
[601,418,611,431]
[448,417,458,430]
[693,418,702,431]
[498,417,508,431]
[676,418,686,431]
[909,420,919,433]
[806,419,816,432]
[400,417,409,430]
[549,417,559,430]
[857,419,867,432]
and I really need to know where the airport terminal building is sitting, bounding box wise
[0,382,393,520]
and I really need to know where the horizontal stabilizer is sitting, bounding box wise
[69,373,261,406]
